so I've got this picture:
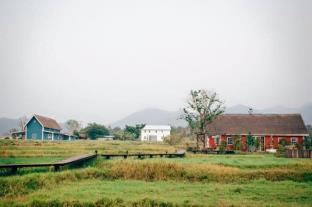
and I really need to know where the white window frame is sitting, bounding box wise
[291,137,297,145]
[47,133,52,140]
[214,136,220,145]
[32,133,36,139]
[227,136,233,145]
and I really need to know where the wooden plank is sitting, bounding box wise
[0,151,185,171]
[0,163,54,169]
[0,153,97,170]
[54,154,96,166]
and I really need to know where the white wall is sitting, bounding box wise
[140,129,170,142]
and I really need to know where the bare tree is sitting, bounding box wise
[181,89,225,149]
[65,119,81,133]
[19,116,27,131]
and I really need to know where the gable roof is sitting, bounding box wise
[206,114,308,135]
[33,114,62,130]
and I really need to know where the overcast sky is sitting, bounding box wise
[0,0,311,124]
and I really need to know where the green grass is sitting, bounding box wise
[2,179,312,207]
[0,140,176,157]
[161,153,312,168]
[0,140,312,206]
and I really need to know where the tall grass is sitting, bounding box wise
[1,158,311,199]
[1,197,191,207]
[0,140,176,157]
[99,159,312,182]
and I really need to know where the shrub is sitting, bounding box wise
[255,138,260,151]
[303,136,312,149]
[233,136,241,150]
[164,134,184,146]
[278,139,290,147]
[276,145,287,157]
[219,140,227,152]
[247,133,255,152]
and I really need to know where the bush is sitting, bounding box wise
[276,145,287,157]
[219,140,226,152]
[278,139,290,147]
[164,134,183,146]
[233,136,241,150]
[303,136,312,149]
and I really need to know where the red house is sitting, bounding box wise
[206,114,309,151]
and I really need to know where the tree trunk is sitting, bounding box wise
[196,134,199,149]
[203,134,207,149]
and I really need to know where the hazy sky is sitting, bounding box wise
[0,0,311,124]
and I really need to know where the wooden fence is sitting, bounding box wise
[285,149,312,158]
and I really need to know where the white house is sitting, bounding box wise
[140,125,171,142]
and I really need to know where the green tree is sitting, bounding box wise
[124,124,145,139]
[304,125,312,149]
[164,134,184,145]
[111,127,123,140]
[83,123,109,139]
[219,140,227,153]
[181,89,225,149]
[247,132,255,152]
[233,135,241,150]
[255,138,261,151]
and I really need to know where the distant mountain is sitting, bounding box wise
[299,103,312,125]
[0,118,19,136]
[1,103,311,134]
[111,108,187,128]
[112,103,312,128]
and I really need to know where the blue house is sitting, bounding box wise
[25,114,77,140]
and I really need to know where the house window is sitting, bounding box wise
[214,136,220,145]
[291,137,297,145]
[278,137,285,144]
[31,133,37,139]
[47,133,52,140]
[227,137,233,145]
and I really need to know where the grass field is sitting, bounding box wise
[0,140,311,206]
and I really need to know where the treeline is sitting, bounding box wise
[67,120,146,140]
[65,119,192,142]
